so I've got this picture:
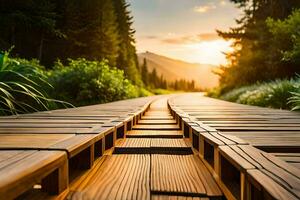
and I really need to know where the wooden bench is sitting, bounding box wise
[0,150,68,199]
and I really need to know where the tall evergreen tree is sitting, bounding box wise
[0,0,63,63]
[217,0,300,91]
[112,0,141,85]
[141,58,149,86]
[65,0,119,66]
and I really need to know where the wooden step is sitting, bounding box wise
[133,124,180,131]
[68,155,151,200]
[151,195,208,200]
[126,130,183,138]
[151,139,192,154]
[142,116,174,120]
[114,138,151,154]
[138,119,177,125]
[151,155,222,198]
[114,139,192,155]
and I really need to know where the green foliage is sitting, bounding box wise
[48,59,141,106]
[214,79,298,109]
[113,0,141,85]
[0,51,70,115]
[138,87,153,97]
[65,0,119,66]
[0,0,64,61]
[141,58,149,86]
[151,89,177,95]
[217,1,300,91]
[267,9,300,64]
[0,0,142,85]
[288,77,300,110]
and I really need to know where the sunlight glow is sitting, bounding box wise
[183,39,233,65]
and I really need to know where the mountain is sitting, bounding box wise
[138,52,219,88]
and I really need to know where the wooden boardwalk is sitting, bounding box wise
[0,94,299,200]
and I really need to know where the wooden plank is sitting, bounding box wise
[218,146,256,171]
[151,195,208,200]
[127,130,183,138]
[151,155,222,197]
[142,116,174,120]
[0,128,91,134]
[0,150,68,199]
[50,134,97,158]
[114,138,151,154]
[271,153,300,169]
[133,124,180,130]
[138,119,177,125]
[247,169,299,200]
[114,138,192,154]
[68,155,151,200]
[0,134,75,149]
[238,145,300,195]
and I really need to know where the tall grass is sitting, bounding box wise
[207,79,300,110]
[0,52,71,115]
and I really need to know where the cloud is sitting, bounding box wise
[144,35,159,39]
[193,4,216,13]
[197,33,220,41]
[161,33,220,45]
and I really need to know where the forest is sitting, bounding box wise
[2,0,300,115]
[0,0,196,115]
[209,0,300,110]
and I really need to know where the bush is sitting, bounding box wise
[208,79,299,110]
[0,52,69,115]
[288,77,300,110]
[48,59,142,106]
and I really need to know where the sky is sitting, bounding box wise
[127,0,241,65]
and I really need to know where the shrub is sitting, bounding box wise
[288,77,300,110]
[209,79,299,110]
[48,59,141,106]
[0,52,69,115]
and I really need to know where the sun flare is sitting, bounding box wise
[183,39,233,65]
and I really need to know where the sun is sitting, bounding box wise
[183,39,233,65]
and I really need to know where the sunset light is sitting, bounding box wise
[129,0,240,66]
[174,39,233,65]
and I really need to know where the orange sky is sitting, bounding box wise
[128,0,241,65]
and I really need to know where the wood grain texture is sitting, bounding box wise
[133,124,180,130]
[114,138,192,154]
[138,120,177,125]
[247,169,299,200]
[0,134,74,148]
[151,195,208,200]
[127,130,183,138]
[0,150,67,200]
[151,155,222,197]
[68,155,151,200]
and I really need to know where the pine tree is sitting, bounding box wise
[217,0,300,91]
[65,0,120,65]
[112,0,141,85]
[150,68,158,88]
[141,58,149,86]
[0,0,63,65]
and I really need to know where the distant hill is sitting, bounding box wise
[138,52,219,88]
